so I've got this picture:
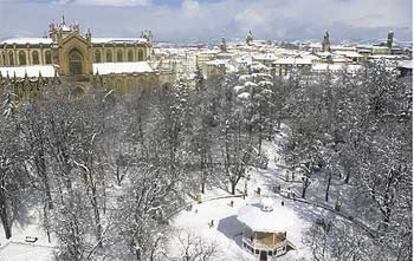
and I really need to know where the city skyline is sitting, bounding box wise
[0,0,412,43]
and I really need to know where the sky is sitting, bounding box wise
[0,0,412,43]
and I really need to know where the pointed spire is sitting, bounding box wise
[24,70,28,78]
[62,13,66,25]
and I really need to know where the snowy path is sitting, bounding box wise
[170,135,315,261]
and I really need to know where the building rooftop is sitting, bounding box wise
[93,61,154,75]
[237,197,298,233]
[0,65,57,78]
[0,38,53,45]
[91,37,148,44]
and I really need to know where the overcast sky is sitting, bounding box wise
[0,0,412,43]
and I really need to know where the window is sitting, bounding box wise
[106,50,112,62]
[95,50,101,63]
[1,52,5,65]
[69,50,83,75]
[116,79,122,89]
[8,51,14,66]
[32,51,39,65]
[117,50,123,62]
[19,51,26,65]
[45,51,52,64]
[138,49,144,61]
[128,50,133,62]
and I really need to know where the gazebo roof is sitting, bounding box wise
[237,197,297,233]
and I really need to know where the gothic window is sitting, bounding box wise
[95,50,101,63]
[69,50,83,75]
[8,51,14,66]
[138,49,144,61]
[117,50,123,62]
[45,51,52,64]
[128,50,134,62]
[19,50,27,65]
[116,79,122,89]
[106,50,112,62]
[32,51,40,65]
[0,52,5,65]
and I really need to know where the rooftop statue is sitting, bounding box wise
[246,30,253,45]
[220,37,227,52]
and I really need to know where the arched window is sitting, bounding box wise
[138,49,144,61]
[69,50,83,75]
[106,50,112,62]
[128,50,134,62]
[116,79,123,89]
[45,51,52,64]
[19,50,27,65]
[8,51,14,66]
[117,50,123,62]
[0,52,5,66]
[32,51,40,65]
[95,50,101,63]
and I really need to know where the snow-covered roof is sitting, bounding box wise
[253,53,278,61]
[333,51,363,58]
[273,58,312,65]
[0,38,53,45]
[368,54,402,60]
[205,59,228,66]
[237,197,298,233]
[330,45,357,52]
[308,43,322,48]
[398,60,413,69]
[250,62,270,72]
[311,63,363,73]
[0,65,57,78]
[93,62,154,75]
[91,38,148,44]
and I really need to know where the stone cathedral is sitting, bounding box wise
[0,16,174,95]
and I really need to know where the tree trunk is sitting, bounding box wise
[325,171,332,202]
[301,178,309,199]
[344,169,351,184]
[301,185,307,199]
[36,151,53,210]
[231,182,236,195]
[201,179,206,194]
[0,198,12,239]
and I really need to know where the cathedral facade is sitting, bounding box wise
[0,16,174,94]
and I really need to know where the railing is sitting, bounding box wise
[242,236,287,252]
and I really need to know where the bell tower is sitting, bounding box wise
[322,31,331,52]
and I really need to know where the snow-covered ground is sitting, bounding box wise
[0,209,57,260]
[169,131,317,261]
[0,127,334,261]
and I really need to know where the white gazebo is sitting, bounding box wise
[237,197,297,260]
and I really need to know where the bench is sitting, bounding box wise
[25,236,38,243]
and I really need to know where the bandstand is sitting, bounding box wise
[237,197,297,260]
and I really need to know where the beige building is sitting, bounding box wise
[0,16,174,93]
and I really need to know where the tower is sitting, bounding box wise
[322,31,331,52]
[246,30,253,46]
[386,31,394,49]
[49,22,58,42]
[220,37,227,52]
